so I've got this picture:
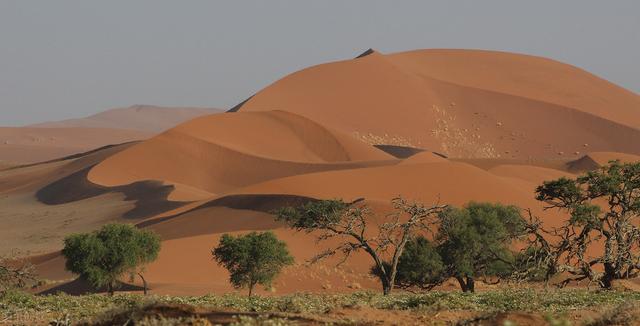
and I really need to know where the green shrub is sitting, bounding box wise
[213,232,294,297]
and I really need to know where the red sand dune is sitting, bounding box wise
[235,49,640,159]
[30,105,222,132]
[387,49,640,130]
[88,110,395,198]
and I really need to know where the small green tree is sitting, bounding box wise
[436,202,525,292]
[532,160,640,288]
[212,231,294,296]
[62,223,161,295]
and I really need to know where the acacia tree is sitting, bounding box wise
[62,224,161,295]
[276,197,447,295]
[531,160,640,288]
[212,231,294,296]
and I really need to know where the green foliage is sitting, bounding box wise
[62,224,161,294]
[372,236,445,290]
[436,202,524,290]
[274,199,349,231]
[212,232,294,296]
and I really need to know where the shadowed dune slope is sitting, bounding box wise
[88,110,395,197]
[0,127,151,164]
[30,105,222,133]
[567,152,640,173]
[399,151,448,164]
[236,49,640,159]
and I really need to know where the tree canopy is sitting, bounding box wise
[62,223,161,295]
[212,231,294,296]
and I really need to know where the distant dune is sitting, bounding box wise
[0,127,150,164]
[3,49,639,295]
[1,105,221,164]
[30,105,222,133]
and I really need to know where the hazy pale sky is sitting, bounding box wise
[1,1,639,126]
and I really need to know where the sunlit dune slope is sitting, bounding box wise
[236,49,640,159]
[388,49,640,130]
[88,110,395,196]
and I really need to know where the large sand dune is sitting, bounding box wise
[235,49,640,159]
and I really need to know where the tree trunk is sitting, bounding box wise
[248,282,254,297]
[381,277,392,295]
[107,282,114,296]
[466,276,475,293]
[138,272,148,295]
[455,276,468,292]
[455,276,475,293]
[601,262,616,289]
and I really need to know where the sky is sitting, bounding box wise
[1,1,639,126]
